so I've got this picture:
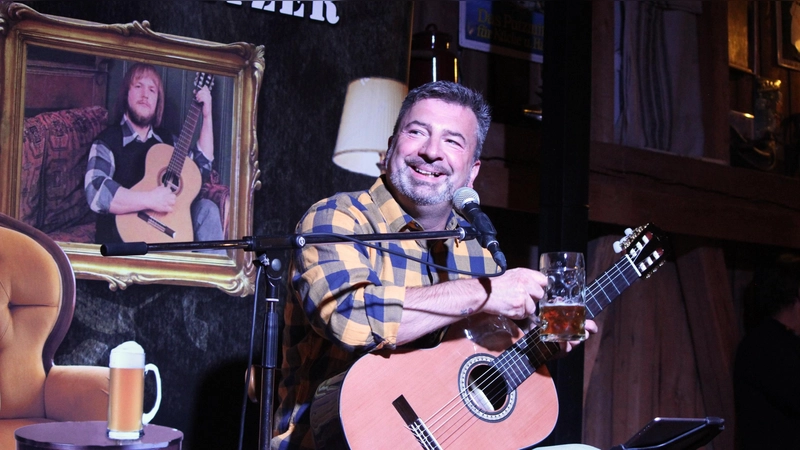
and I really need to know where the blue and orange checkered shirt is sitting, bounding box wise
[271,177,499,449]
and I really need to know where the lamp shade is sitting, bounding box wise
[332,78,407,176]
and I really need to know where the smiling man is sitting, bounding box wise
[85,63,222,245]
[272,81,598,449]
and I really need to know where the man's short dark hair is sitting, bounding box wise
[391,81,491,162]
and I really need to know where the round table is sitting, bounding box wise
[15,421,183,449]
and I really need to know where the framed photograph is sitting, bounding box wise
[776,0,800,70]
[0,2,264,295]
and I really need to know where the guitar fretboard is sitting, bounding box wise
[493,256,640,389]
[165,101,203,180]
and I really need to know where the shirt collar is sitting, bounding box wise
[368,176,463,233]
[120,114,164,147]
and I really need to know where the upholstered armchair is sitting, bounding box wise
[0,213,109,448]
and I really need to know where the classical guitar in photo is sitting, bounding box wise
[116,72,214,243]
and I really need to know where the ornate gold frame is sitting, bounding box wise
[0,2,264,295]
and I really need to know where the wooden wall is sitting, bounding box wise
[425,2,798,450]
[583,237,740,450]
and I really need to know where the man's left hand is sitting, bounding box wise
[195,86,213,118]
[557,319,598,356]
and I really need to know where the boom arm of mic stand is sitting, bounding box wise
[101,228,477,256]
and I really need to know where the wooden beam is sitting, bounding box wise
[673,240,739,450]
[478,138,800,250]
[588,141,800,249]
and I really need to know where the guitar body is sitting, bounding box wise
[116,143,201,243]
[311,314,558,450]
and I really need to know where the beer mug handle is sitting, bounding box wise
[142,363,162,425]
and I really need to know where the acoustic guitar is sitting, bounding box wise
[116,72,214,243]
[310,224,668,450]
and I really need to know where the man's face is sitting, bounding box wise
[127,74,159,127]
[386,98,481,207]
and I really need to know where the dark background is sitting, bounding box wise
[20,1,413,448]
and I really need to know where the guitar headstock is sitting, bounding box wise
[615,223,668,279]
[194,72,215,92]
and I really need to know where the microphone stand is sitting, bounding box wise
[100,227,479,450]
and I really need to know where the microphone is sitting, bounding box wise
[452,187,507,270]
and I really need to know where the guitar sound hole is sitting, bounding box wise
[466,364,508,413]
[159,170,182,194]
[459,354,516,422]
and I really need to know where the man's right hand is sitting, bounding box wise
[478,267,545,320]
[398,267,546,345]
[145,185,177,213]
[108,185,175,215]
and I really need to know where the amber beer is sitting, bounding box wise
[107,341,161,440]
[539,302,587,342]
[538,252,586,342]
[108,367,145,435]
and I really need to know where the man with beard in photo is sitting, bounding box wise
[85,62,222,245]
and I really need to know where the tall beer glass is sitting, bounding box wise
[107,341,162,440]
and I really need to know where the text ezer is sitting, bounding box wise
[226,1,340,25]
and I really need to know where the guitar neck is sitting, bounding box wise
[494,255,641,389]
[585,255,641,319]
[166,101,203,177]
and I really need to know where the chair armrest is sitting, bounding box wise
[44,365,109,421]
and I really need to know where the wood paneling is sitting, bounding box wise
[674,241,739,450]
[480,139,800,251]
[583,235,735,449]
[698,1,731,163]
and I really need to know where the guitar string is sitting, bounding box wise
[421,258,640,447]
[410,421,438,450]
[422,262,637,448]
[427,260,639,448]
[412,234,660,445]
[166,103,202,178]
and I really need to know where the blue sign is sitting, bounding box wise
[459,1,544,62]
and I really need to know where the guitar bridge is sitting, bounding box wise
[392,395,442,450]
[137,212,177,238]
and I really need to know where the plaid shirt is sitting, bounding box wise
[272,177,498,450]
[84,115,211,214]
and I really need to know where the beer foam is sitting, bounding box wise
[110,341,146,368]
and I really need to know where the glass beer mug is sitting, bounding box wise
[107,341,162,440]
[538,252,587,342]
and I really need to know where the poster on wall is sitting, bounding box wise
[458,0,544,62]
[0,2,264,295]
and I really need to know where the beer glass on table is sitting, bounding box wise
[107,341,162,440]
[538,252,587,342]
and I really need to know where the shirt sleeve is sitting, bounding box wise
[291,198,405,354]
[84,138,120,214]
[189,145,213,177]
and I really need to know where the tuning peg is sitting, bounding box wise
[613,228,634,253]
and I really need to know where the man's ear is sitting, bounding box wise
[466,159,481,188]
[387,135,395,152]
